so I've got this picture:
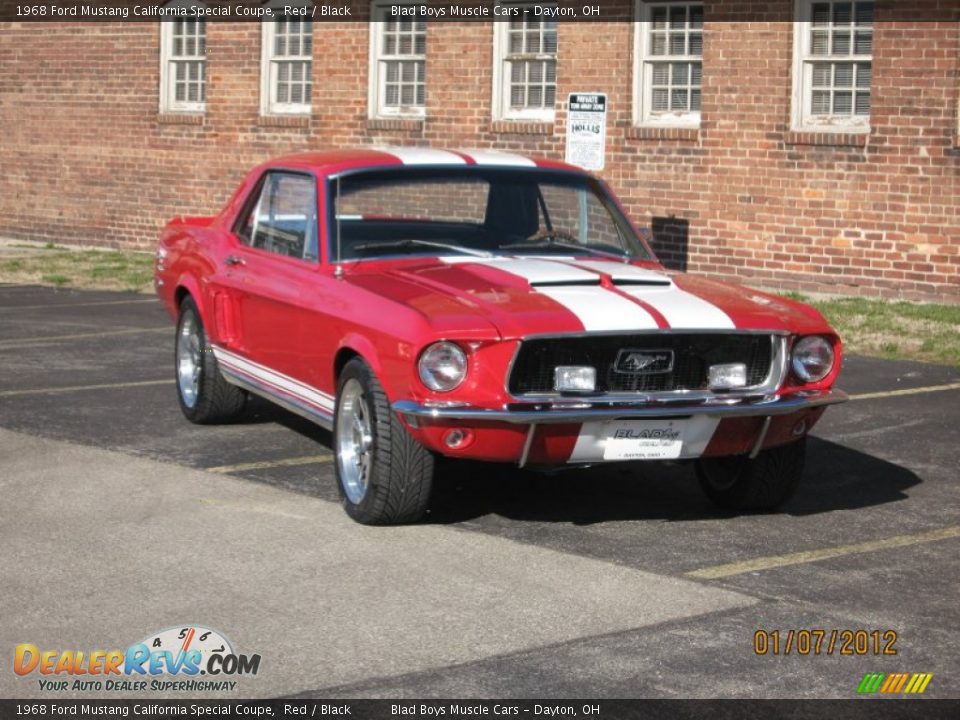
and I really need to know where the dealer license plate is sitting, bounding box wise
[603,419,685,460]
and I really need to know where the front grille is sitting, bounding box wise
[508,333,775,395]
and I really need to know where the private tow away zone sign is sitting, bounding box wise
[565,93,607,171]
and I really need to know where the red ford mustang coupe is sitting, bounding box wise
[155,148,847,524]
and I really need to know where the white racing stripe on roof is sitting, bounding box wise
[619,285,735,329]
[458,149,537,167]
[379,147,467,165]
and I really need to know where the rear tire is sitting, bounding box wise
[334,358,434,525]
[696,438,806,512]
[175,296,246,424]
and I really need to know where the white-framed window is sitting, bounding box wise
[633,1,703,128]
[792,0,874,131]
[369,2,426,118]
[492,3,558,121]
[261,13,313,116]
[159,18,207,113]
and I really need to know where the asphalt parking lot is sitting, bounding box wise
[1,283,958,701]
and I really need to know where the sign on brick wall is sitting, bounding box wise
[565,93,607,172]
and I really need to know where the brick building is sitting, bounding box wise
[1,1,958,301]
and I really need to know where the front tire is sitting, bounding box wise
[334,358,434,525]
[696,438,806,512]
[175,296,246,424]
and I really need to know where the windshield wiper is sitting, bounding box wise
[499,237,630,263]
[351,239,493,258]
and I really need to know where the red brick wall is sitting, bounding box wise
[0,6,958,302]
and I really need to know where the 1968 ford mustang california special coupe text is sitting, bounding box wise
[155,148,847,524]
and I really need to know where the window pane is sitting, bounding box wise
[386,84,399,105]
[401,85,414,105]
[670,32,686,55]
[833,3,852,24]
[672,62,689,85]
[511,86,524,107]
[689,5,703,29]
[811,31,829,55]
[529,86,542,107]
[812,3,830,25]
[651,7,667,28]
[812,62,831,86]
[691,89,701,110]
[416,84,425,105]
[691,62,702,86]
[833,32,851,55]
[670,6,686,28]
[689,32,702,56]
[855,91,870,114]
[386,62,399,82]
[833,91,852,114]
[812,90,830,113]
[652,64,669,85]
[834,63,853,87]
[651,33,666,56]
[652,88,668,111]
[856,62,871,88]
[854,31,872,54]
[671,88,688,110]
[855,2,874,26]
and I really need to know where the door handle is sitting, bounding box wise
[224,255,245,267]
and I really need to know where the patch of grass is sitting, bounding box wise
[0,248,154,294]
[799,296,960,367]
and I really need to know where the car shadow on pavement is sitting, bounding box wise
[424,437,922,525]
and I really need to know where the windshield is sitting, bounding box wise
[330,168,653,262]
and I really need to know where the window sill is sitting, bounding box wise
[490,120,554,135]
[367,117,425,132]
[626,126,699,141]
[784,130,869,147]
[157,113,204,126]
[258,115,311,129]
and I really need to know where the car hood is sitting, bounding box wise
[343,256,831,339]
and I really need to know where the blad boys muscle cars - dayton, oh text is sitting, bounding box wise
[154,148,847,524]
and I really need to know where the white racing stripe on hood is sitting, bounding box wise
[459,149,537,167]
[565,260,673,284]
[536,286,660,331]
[441,257,658,331]
[559,260,734,329]
[379,147,467,165]
[619,285,735,329]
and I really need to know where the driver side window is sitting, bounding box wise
[236,172,318,261]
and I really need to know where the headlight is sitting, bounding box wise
[791,335,835,383]
[418,342,468,392]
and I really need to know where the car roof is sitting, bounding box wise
[262,147,584,177]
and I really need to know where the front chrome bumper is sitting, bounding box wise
[392,388,848,424]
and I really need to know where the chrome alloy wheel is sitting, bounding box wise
[336,378,374,504]
[176,312,202,409]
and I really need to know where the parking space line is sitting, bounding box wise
[848,382,960,401]
[0,379,173,398]
[0,327,168,348]
[686,526,960,580]
[204,455,333,474]
[0,298,158,312]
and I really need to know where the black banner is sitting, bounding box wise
[2,700,960,720]
[0,0,958,23]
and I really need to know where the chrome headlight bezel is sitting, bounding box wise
[791,335,835,383]
[418,341,468,392]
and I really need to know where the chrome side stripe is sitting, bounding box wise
[213,347,335,412]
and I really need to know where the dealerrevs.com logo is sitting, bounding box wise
[14,625,261,692]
